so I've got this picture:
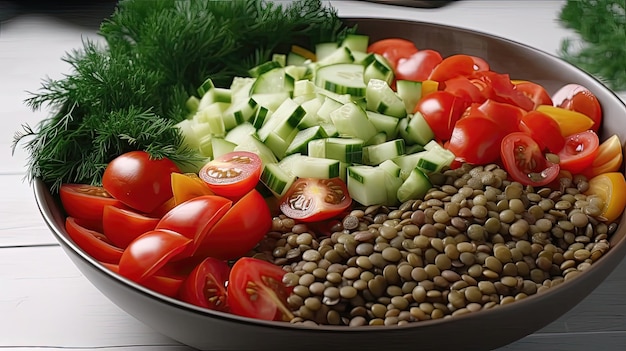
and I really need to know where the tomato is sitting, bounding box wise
[199,189,272,260]
[536,105,595,137]
[476,99,524,135]
[155,195,232,255]
[102,205,159,249]
[472,71,534,111]
[171,172,214,205]
[118,229,192,283]
[585,172,626,222]
[583,134,624,179]
[447,113,508,165]
[513,81,553,109]
[470,55,490,72]
[395,49,443,82]
[443,76,486,104]
[552,84,602,132]
[500,132,560,187]
[519,110,565,153]
[367,38,418,69]
[280,178,352,223]
[227,257,293,321]
[198,151,262,199]
[103,262,184,297]
[59,184,125,224]
[178,257,230,311]
[557,130,600,174]
[428,54,476,82]
[102,151,181,213]
[65,217,123,264]
[414,90,468,142]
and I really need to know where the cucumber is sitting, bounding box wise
[294,80,317,98]
[392,151,427,180]
[316,96,345,123]
[263,129,297,160]
[363,54,394,86]
[363,139,405,165]
[314,63,367,97]
[346,165,388,206]
[316,46,355,67]
[198,85,232,111]
[285,126,328,156]
[230,77,256,103]
[315,42,340,61]
[256,98,305,142]
[260,163,296,197]
[287,51,310,66]
[224,122,256,146]
[405,112,435,146]
[340,33,369,53]
[297,97,324,129]
[211,137,237,159]
[379,160,403,206]
[251,105,271,129]
[365,79,406,118]
[329,102,378,142]
[417,141,455,173]
[322,137,364,163]
[365,131,388,146]
[251,92,291,111]
[397,167,432,203]
[248,60,282,78]
[250,67,295,95]
[221,97,257,130]
[396,80,423,115]
[291,155,341,179]
[366,111,400,139]
[234,134,279,166]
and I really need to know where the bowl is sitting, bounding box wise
[34,18,626,351]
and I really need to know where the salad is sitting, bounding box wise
[15,0,626,325]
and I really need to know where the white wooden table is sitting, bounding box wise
[1,1,625,350]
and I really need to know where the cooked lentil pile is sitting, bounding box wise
[251,163,618,326]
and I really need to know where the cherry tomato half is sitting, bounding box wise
[65,217,123,264]
[102,205,159,249]
[513,81,553,109]
[199,151,262,199]
[414,90,468,142]
[557,130,600,174]
[280,178,352,223]
[552,84,602,132]
[227,257,293,321]
[500,132,560,187]
[178,257,230,311]
[585,172,626,222]
[519,110,565,153]
[477,99,524,135]
[102,151,181,213]
[59,184,125,224]
[367,38,418,69]
[103,262,184,297]
[428,54,477,82]
[447,110,508,165]
[473,71,534,111]
[395,49,443,82]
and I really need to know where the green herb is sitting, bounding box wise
[13,0,354,193]
[558,0,626,91]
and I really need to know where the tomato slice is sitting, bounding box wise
[178,257,230,311]
[367,38,418,69]
[198,151,262,199]
[444,76,486,104]
[414,90,469,142]
[118,229,192,283]
[585,172,626,222]
[472,71,534,111]
[280,178,352,223]
[59,184,126,224]
[476,99,524,135]
[536,105,595,137]
[65,217,123,264]
[102,151,181,213]
[103,262,184,297]
[395,49,443,82]
[552,84,602,132]
[557,130,600,174]
[428,54,477,82]
[102,205,160,249]
[519,110,565,153]
[227,257,293,321]
[171,172,214,205]
[200,189,272,260]
[500,132,560,187]
[582,134,624,179]
[513,81,553,109]
[447,110,508,165]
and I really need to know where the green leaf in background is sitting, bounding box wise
[558,0,626,91]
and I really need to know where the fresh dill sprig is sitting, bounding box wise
[12,0,354,193]
[558,0,626,91]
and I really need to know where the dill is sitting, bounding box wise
[12,0,354,193]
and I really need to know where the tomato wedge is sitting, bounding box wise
[447,111,508,165]
[552,84,602,132]
[557,130,600,174]
[65,217,123,264]
[59,184,125,224]
[472,71,534,111]
[500,132,560,187]
[414,90,468,142]
[396,49,443,82]
[519,110,565,153]
[118,229,192,283]
[280,178,352,223]
[178,257,230,311]
[582,134,624,179]
[367,38,418,69]
[199,151,262,199]
[227,257,293,321]
[513,81,553,109]
[477,99,524,135]
[103,262,184,297]
[200,189,272,260]
[428,54,476,82]
[102,205,160,249]
[585,172,626,222]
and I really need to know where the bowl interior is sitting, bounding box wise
[34,17,626,351]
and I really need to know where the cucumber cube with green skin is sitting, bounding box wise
[330,102,377,142]
[347,165,388,206]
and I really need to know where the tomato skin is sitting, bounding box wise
[200,189,272,260]
[414,90,468,142]
[227,257,293,321]
[500,132,560,187]
[473,71,534,111]
[557,130,600,174]
[198,151,262,199]
[585,172,626,222]
[444,76,486,104]
[59,184,126,223]
[367,38,418,69]
[178,257,230,311]
[102,151,181,213]
[513,81,553,109]
[280,178,352,223]
[552,84,602,132]
[447,110,508,165]
[395,49,443,82]
[65,217,123,264]
[102,205,160,249]
[103,262,184,297]
[476,99,524,135]
[118,229,192,283]
[519,110,566,153]
[428,54,477,82]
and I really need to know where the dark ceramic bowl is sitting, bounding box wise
[34,18,626,351]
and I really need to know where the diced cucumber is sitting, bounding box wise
[287,51,310,66]
[230,77,256,103]
[221,97,258,130]
[365,131,388,146]
[196,105,226,137]
[297,97,324,129]
[249,60,283,78]
[176,119,203,149]
[316,46,355,67]
[197,134,213,157]
[256,98,305,142]
[396,80,423,115]
[364,54,394,86]
[406,143,426,154]
[294,80,317,97]
[198,85,232,111]
[366,79,406,118]
[340,33,369,53]
[316,96,345,123]
[285,65,308,81]
[186,96,200,114]
[417,141,455,173]
[347,165,388,206]
[366,111,400,139]
[405,112,435,146]
[320,123,338,137]
[323,137,364,163]
[211,137,236,159]
[378,159,402,178]
[363,139,405,165]
[197,77,215,97]
[307,139,326,158]
[250,67,295,95]
[379,160,403,206]
[234,134,279,165]
[252,105,271,129]
[292,155,341,179]
[224,122,256,145]
[272,53,286,67]
[392,151,427,180]
[315,42,339,61]
[314,63,367,97]
[285,126,328,156]
[263,129,297,160]
[277,153,303,178]
[260,163,296,197]
[329,102,378,142]
[397,167,432,202]
[251,92,291,111]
